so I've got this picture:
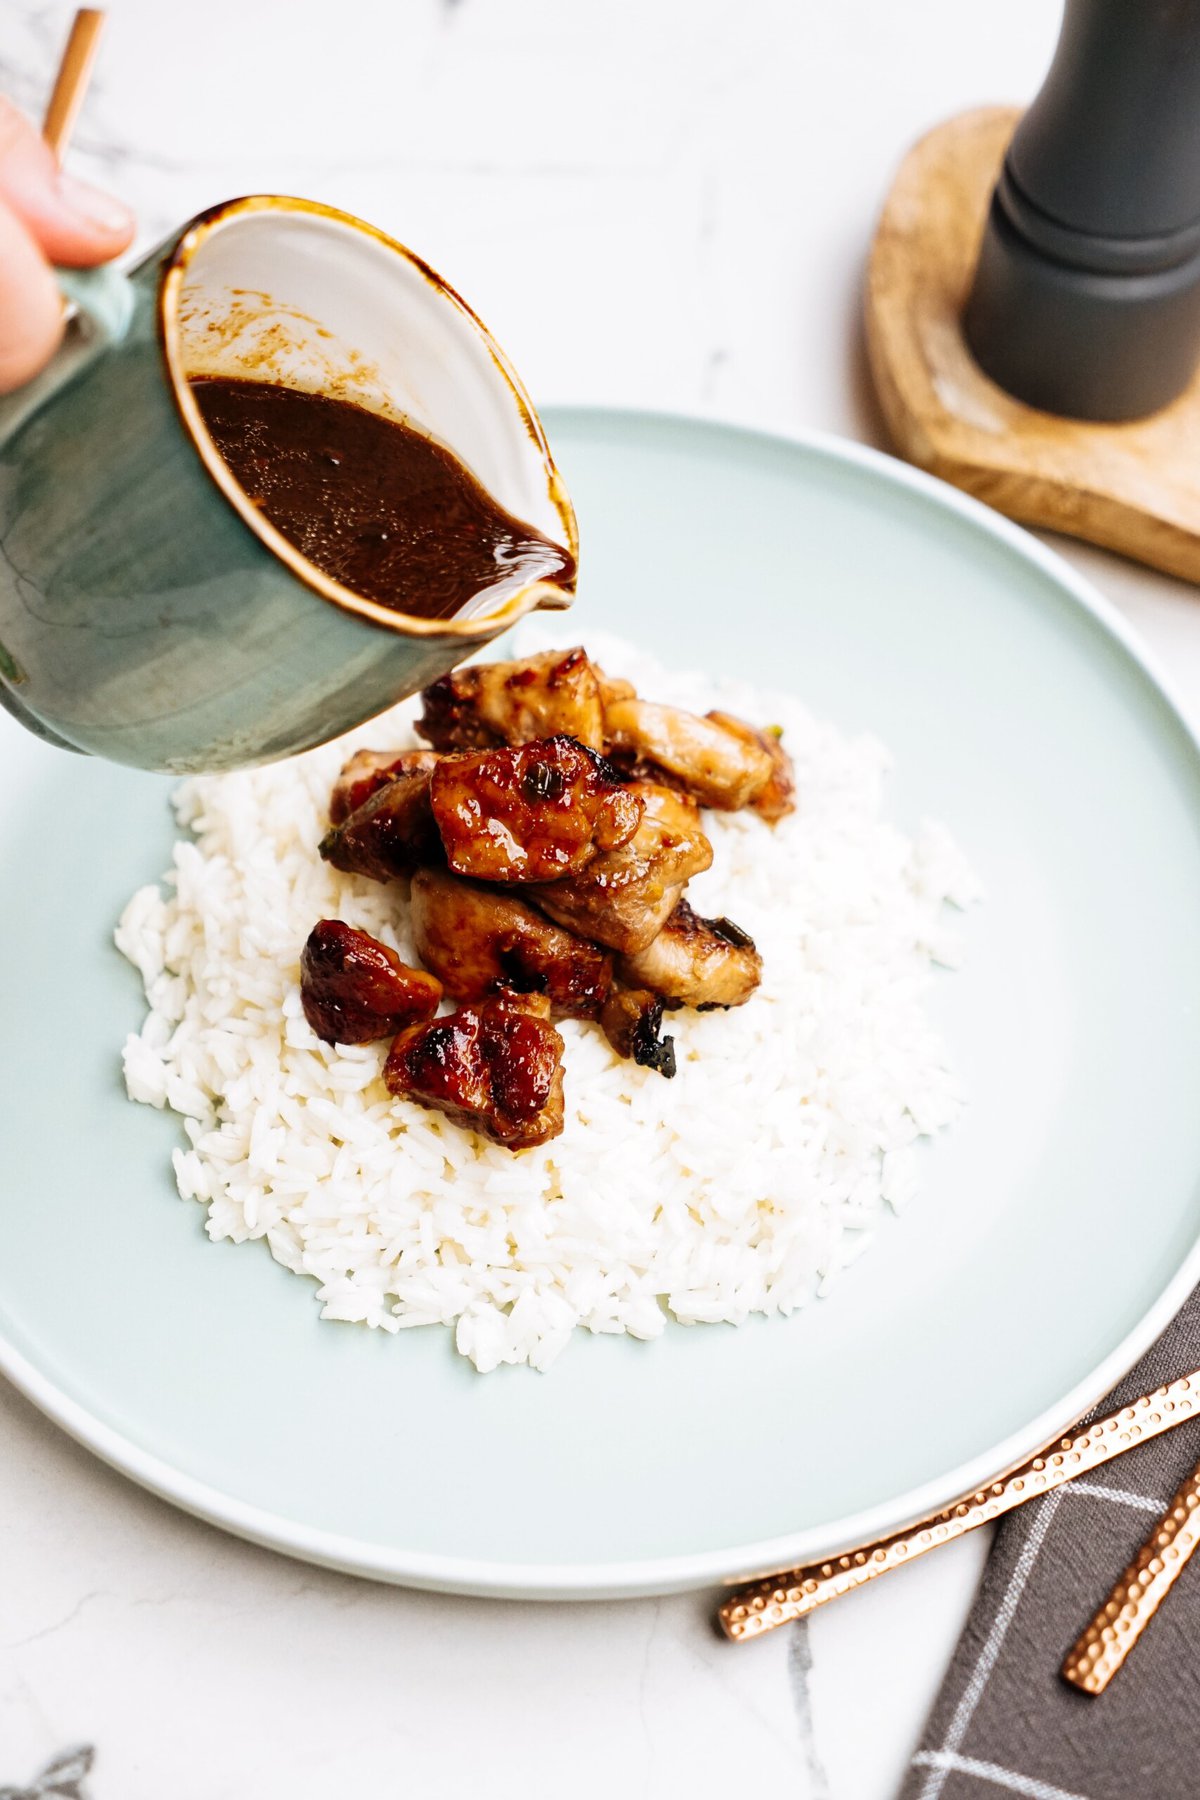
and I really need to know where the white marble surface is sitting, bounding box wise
[5,2,1200,1794]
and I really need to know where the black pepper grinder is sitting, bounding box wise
[965,0,1200,422]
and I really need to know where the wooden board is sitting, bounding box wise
[865,106,1200,586]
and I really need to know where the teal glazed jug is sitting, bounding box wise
[0,195,577,773]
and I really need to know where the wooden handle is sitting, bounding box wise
[1061,1455,1200,1694]
[718,1373,1200,1642]
[42,9,106,165]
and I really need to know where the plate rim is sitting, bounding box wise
[4,401,1200,1600]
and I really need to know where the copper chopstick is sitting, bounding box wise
[1061,1453,1200,1694]
[719,1371,1200,1643]
[42,8,106,165]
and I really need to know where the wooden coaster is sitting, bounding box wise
[865,106,1200,586]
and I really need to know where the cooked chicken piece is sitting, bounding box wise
[329,748,440,826]
[319,763,441,883]
[430,735,641,884]
[417,646,606,752]
[594,666,636,708]
[300,920,442,1045]
[704,712,795,821]
[599,986,677,1079]
[410,867,611,1018]
[604,697,775,811]
[533,781,712,953]
[539,875,686,958]
[617,898,762,1007]
[384,992,565,1150]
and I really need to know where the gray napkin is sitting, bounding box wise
[898,1287,1200,1800]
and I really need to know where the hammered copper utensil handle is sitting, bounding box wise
[719,1372,1200,1643]
[1061,1455,1200,1694]
[42,9,106,165]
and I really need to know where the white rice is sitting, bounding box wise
[115,628,981,1372]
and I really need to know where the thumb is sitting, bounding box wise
[0,96,133,267]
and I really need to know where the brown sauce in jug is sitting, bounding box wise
[190,377,575,621]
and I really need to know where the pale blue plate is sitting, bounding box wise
[3,407,1200,1599]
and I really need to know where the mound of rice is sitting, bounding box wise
[115,630,980,1372]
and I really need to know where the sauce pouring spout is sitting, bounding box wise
[517,579,575,617]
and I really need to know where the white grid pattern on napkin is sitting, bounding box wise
[911,1752,1090,1800]
[906,1470,1183,1800]
[914,1492,1066,1800]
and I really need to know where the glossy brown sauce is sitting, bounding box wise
[190,376,575,620]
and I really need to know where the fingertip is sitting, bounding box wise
[54,173,136,264]
[0,100,136,267]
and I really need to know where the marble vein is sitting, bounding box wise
[8,1596,108,1655]
[788,1621,832,1800]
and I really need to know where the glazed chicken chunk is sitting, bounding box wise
[300,919,443,1045]
[411,866,612,1018]
[417,647,606,752]
[604,696,783,813]
[329,748,440,826]
[429,735,642,884]
[384,992,565,1150]
[533,780,713,953]
[320,760,441,882]
[705,712,795,821]
[594,666,636,708]
[599,986,677,1079]
[617,898,762,1008]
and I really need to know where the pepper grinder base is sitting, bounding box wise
[866,106,1200,587]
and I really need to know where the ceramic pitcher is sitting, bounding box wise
[0,195,577,773]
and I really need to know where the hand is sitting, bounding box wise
[0,96,134,394]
